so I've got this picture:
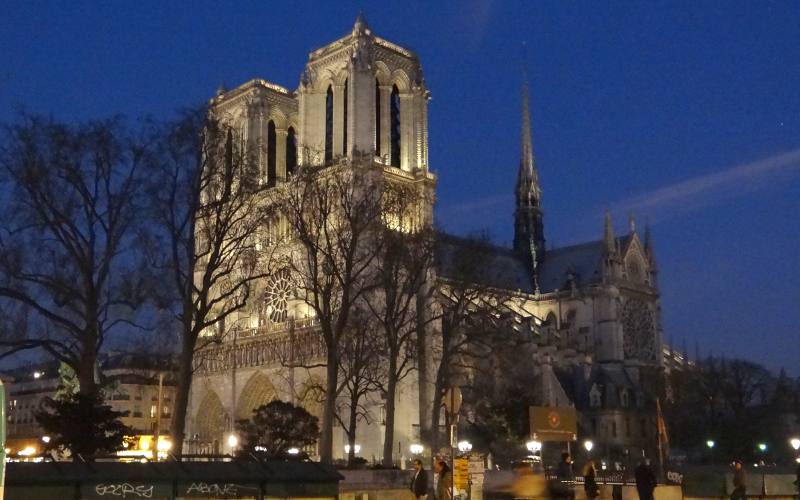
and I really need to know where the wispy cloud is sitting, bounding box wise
[439,193,508,216]
[610,149,800,222]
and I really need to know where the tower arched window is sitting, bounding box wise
[325,85,333,164]
[286,127,297,176]
[390,84,401,167]
[375,79,381,155]
[267,120,276,187]
[343,79,348,155]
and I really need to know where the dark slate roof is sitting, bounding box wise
[435,233,535,293]
[435,232,633,295]
[537,241,605,293]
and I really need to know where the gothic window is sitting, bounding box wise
[375,79,381,155]
[627,257,644,284]
[262,268,295,324]
[620,389,629,408]
[267,120,276,187]
[621,299,657,361]
[390,84,400,167]
[286,127,297,176]
[325,85,333,164]
[343,79,348,155]
[589,384,602,408]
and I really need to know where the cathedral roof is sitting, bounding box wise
[435,233,536,293]
[537,235,633,293]
[435,233,635,295]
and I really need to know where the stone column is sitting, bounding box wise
[400,94,414,171]
[275,128,288,182]
[379,85,392,163]
[333,84,345,158]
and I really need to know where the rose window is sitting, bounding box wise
[263,268,294,323]
[621,298,656,361]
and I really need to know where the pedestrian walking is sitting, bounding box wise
[582,461,600,499]
[434,460,452,500]
[730,461,746,500]
[634,458,657,500]
[410,459,428,500]
[550,452,576,500]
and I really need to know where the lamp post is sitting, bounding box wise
[706,440,715,465]
[458,440,473,455]
[410,443,424,456]
[757,443,768,495]
[227,434,238,456]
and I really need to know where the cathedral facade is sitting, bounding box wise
[187,16,664,463]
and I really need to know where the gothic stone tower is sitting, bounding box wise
[188,15,436,461]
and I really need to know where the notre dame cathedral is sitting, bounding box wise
[187,15,664,463]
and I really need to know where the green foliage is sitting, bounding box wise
[235,400,320,458]
[34,392,133,460]
[53,362,79,401]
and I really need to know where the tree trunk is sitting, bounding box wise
[347,399,358,466]
[430,388,443,456]
[320,350,338,462]
[382,356,398,466]
[170,332,195,458]
[78,332,98,397]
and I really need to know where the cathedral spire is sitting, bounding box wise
[519,69,539,193]
[513,70,545,280]
[603,210,616,255]
[353,12,369,35]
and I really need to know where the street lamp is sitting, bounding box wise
[287,447,299,455]
[526,440,542,453]
[458,441,472,454]
[344,444,361,455]
[227,434,238,454]
[41,436,51,444]
[790,438,800,452]
[758,443,767,453]
[410,444,424,455]
[706,440,715,449]
[583,440,594,453]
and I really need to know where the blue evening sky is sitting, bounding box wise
[1,1,798,374]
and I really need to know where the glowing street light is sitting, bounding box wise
[706,440,715,449]
[757,443,767,452]
[227,434,238,449]
[41,436,51,444]
[457,441,472,453]
[583,440,594,453]
[410,443,424,455]
[344,444,361,455]
[526,440,542,453]
[287,447,300,455]
[790,438,800,451]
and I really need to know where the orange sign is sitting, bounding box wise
[529,406,577,442]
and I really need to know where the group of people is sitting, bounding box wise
[410,458,452,500]
[552,452,657,500]
[410,453,660,500]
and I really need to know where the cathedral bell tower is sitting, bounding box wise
[513,76,545,288]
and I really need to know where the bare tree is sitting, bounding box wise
[363,182,435,466]
[276,158,385,462]
[429,235,517,453]
[335,309,382,465]
[145,108,269,457]
[0,115,146,398]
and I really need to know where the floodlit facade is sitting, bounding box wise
[187,15,664,463]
